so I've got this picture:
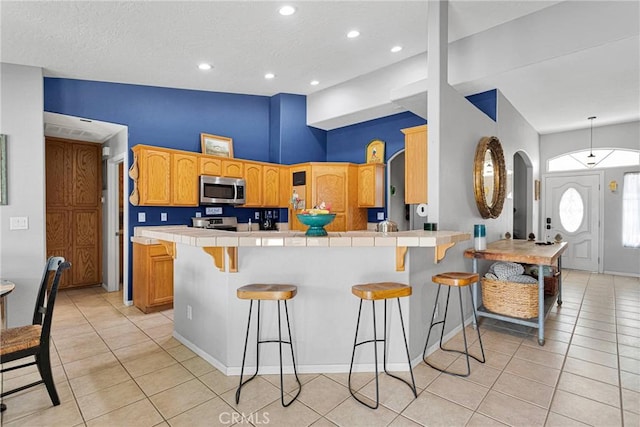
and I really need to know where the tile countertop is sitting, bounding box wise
[132,225,471,248]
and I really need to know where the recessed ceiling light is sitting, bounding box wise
[279,5,296,16]
[265,73,275,79]
[391,46,403,53]
[198,63,212,71]
[347,30,360,39]
[310,80,319,86]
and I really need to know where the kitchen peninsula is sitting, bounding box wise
[133,226,470,375]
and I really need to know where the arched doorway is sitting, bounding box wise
[387,149,409,231]
[513,151,533,239]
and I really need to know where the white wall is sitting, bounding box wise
[0,63,46,327]
[307,53,427,130]
[540,120,640,162]
[541,120,640,276]
[496,91,541,239]
[101,128,128,291]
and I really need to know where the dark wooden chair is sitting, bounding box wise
[1,256,71,407]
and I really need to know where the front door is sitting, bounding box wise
[544,173,601,271]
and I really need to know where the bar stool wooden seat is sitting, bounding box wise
[236,284,301,407]
[349,282,417,409]
[422,272,485,377]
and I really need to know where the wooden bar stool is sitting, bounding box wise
[422,272,485,377]
[235,284,301,407]
[348,282,417,409]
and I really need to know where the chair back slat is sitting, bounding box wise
[39,261,71,344]
[32,256,66,325]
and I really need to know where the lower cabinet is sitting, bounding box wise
[133,242,174,313]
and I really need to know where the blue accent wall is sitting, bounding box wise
[465,89,497,121]
[271,93,326,164]
[45,78,272,160]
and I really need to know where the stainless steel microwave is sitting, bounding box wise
[200,175,246,205]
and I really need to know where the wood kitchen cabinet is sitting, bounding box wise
[199,156,222,176]
[402,125,428,204]
[222,159,244,178]
[310,163,367,232]
[133,146,171,205]
[263,164,281,207]
[133,242,173,313]
[131,145,198,206]
[243,161,263,207]
[171,152,198,206]
[279,165,291,208]
[357,163,385,207]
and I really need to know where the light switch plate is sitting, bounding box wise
[206,207,222,215]
[9,216,28,230]
[377,212,384,220]
[255,212,260,219]
[138,212,146,222]
[161,213,167,222]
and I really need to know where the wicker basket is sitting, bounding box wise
[481,278,538,319]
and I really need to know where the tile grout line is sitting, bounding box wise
[542,272,587,426]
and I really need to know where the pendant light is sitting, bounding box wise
[587,116,596,167]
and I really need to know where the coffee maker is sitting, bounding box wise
[259,209,279,231]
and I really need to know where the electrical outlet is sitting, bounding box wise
[161,212,167,222]
[255,212,260,219]
[138,212,146,223]
[195,212,202,218]
[377,212,384,220]
[187,305,192,320]
[9,216,29,230]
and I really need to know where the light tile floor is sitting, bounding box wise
[1,270,638,426]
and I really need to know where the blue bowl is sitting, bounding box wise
[296,213,336,236]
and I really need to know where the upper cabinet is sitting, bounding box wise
[222,159,244,178]
[132,146,172,205]
[402,125,428,204]
[243,161,263,207]
[131,145,288,208]
[357,163,385,207]
[131,145,197,206]
[199,157,222,176]
[263,164,281,207]
[171,152,199,206]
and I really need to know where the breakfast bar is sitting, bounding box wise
[133,226,470,375]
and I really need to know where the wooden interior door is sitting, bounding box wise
[46,138,102,288]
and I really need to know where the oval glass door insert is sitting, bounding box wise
[559,187,584,232]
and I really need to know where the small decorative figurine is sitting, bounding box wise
[554,233,563,243]
[505,232,511,239]
[528,233,536,241]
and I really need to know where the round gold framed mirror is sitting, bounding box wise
[473,136,506,219]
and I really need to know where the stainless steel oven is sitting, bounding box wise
[191,216,238,231]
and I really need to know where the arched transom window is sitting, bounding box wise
[548,149,640,172]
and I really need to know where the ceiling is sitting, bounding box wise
[2,1,638,137]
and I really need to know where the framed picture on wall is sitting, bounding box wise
[201,133,234,158]
[0,134,7,205]
[366,139,385,163]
